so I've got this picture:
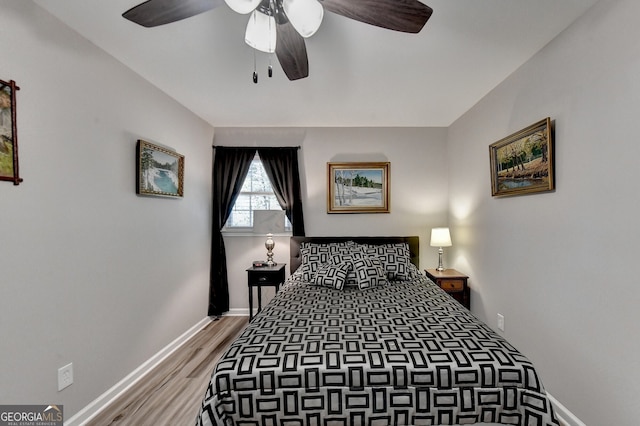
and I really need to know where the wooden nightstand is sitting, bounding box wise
[246,264,286,321]
[425,268,470,309]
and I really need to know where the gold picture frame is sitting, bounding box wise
[327,162,390,213]
[0,79,22,185]
[489,118,554,197]
[136,140,184,198]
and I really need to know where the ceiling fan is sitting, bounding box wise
[122,0,433,81]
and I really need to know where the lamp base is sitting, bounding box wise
[265,233,276,266]
[436,247,445,271]
[266,249,276,266]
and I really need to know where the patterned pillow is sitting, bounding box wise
[365,243,412,280]
[329,251,365,285]
[353,257,387,289]
[300,246,333,281]
[300,242,359,282]
[406,263,425,280]
[301,241,351,250]
[312,262,350,290]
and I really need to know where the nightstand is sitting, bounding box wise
[425,268,470,309]
[246,264,286,321]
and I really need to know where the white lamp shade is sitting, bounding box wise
[283,0,324,38]
[225,0,261,14]
[245,9,277,53]
[430,227,452,247]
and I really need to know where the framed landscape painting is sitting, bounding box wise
[0,79,22,185]
[136,140,184,198]
[327,162,390,213]
[489,117,554,197]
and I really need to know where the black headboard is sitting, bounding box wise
[290,236,419,274]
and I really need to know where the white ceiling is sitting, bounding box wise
[34,0,597,127]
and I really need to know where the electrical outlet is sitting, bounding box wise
[497,313,505,332]
[58,363,73,391]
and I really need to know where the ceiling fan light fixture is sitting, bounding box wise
[245,9,277,53]
[121,0,433,82]
[283,0,323,38]
[225,0,261,14]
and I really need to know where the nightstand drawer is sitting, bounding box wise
[252,273,279,284]
[440,279,463,292]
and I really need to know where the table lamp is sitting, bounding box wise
[430,227,452,272]
[265,233,276,266]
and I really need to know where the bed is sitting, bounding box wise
[197,236,559,425]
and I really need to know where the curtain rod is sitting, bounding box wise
[212,146,301,150]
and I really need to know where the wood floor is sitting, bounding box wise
[87,316,248,426]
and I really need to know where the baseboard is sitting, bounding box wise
[65,317,213,426]
[225,308,249,316]
[548,393,586,426]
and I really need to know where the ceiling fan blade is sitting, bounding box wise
[319,0,432,33]
[122,0,223,27]
[275,16,309,80]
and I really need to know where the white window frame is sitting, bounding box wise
[222,154,291,235]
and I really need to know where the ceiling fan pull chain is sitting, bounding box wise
[268,0,274,78]
[253,49,258,83]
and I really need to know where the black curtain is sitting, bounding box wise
[258,147,306,236]
[209,147,256,316]
[209,146,306,316]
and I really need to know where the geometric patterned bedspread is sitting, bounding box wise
[197,275,559,425]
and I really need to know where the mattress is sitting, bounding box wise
[197,273,559,425]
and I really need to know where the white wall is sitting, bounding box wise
[0,1,214,417]
[213,127,449,312]
[9,0,633,422]
[447,0,640,423]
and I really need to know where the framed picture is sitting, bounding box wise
[136,140,184,197]
[0,79,22,185]
[327,162,390,213]
[489,117,554,197]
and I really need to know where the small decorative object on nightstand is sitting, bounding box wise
[246,264,285,321]
[425,268,470,309]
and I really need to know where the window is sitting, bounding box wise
[224,154,291,232]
